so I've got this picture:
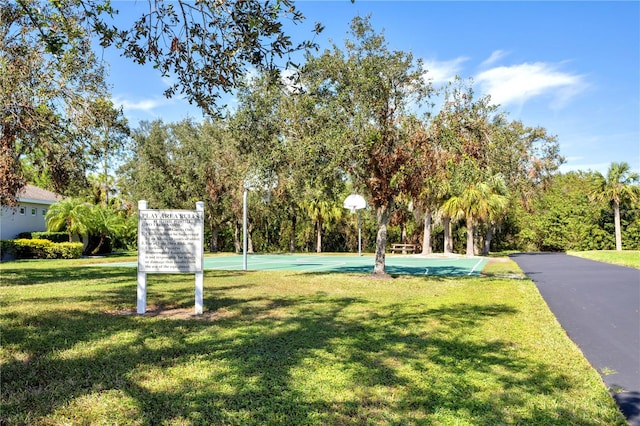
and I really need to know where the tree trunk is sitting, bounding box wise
[234,221,241,253]
[290,215,296,253]
[474,226,481,256]
[483,226,493,256]
[465,217,474,257]
[373,205,391,275]
[614,200,622,251]
[443,215,452,254]
[248,222,254,253]
[422,210,432,255]
[315,219,322,253]
[92,232,109,255]
[210,225,218,253]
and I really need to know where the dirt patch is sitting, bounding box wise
[105,306,237,321]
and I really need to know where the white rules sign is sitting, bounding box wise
[138,209,204,273]
[137,200,204,314]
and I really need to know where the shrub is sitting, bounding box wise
[1,240,17,261]
[11,239,83,259]
[31,232,69,243]
[55,242,84,259]
[13,238,52,258]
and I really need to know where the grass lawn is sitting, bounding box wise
[568,250,640,269]
[0,258,627,425]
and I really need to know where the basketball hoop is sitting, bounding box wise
[343,194,367,256]
[343,194,367,212]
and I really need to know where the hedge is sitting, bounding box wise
[31,232,69,243]
[3,239,83,260]
[15,232,69,243]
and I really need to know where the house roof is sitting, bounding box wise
[18,185,63,205]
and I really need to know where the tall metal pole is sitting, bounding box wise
[243,188,248,270]
[358,210,362,256]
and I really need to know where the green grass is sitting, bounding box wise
[1,258,627,425]
[568,250,640,269]
[481,257,527,279]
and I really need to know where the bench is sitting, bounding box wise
[390,243,417,254]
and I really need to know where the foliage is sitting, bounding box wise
[301,15,433,273]
[114,0,320,116]
[81,98,130,205]
[30,232,69,243]
[9,238,83,259]
[589,162,640,251]
[3,0,319,204]
[0,1,122,203]
[44,198,132,255]
[441,172,509,256]
[0,260,627,424]
[303,197,344,253]
[11,0,320,117]
[10,3,637,256]
[514,170,640,252]
[426,79,563,256]
[85,204,127,255]
[45,198,92,242]
[0,240,16,260]
[515,172,601,251]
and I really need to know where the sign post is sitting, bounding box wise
[137,200,205,314]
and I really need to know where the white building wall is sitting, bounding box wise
[1,202,51,240]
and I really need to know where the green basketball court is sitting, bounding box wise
[104,254,487,276]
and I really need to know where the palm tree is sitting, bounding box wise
[88,205,127,254]
[304,198,343,253]
[482,176,510,255]
[590,162,640,251]
[45,198,92,243]
[442,175,509,257]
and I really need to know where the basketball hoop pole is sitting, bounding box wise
[343,194,366,257]
[243,188,248,270]
[357,209,362,256]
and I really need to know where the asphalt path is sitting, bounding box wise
[510,253,640,425]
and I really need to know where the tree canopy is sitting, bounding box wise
[300,16,434,274]
[1,0,322,204]
[1,1,119,204]
[8,8,639,262]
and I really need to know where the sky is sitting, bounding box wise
[98,1,640,175]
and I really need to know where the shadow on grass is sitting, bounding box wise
[1,266,136,287]
[1,278,623,425]
[295,263,479,277]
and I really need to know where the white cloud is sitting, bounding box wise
[480,50,509,67]
[475,62,586,108]
[422,57,469,84]
[113,96,173,113]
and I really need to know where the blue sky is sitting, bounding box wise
[99,1,640,175]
